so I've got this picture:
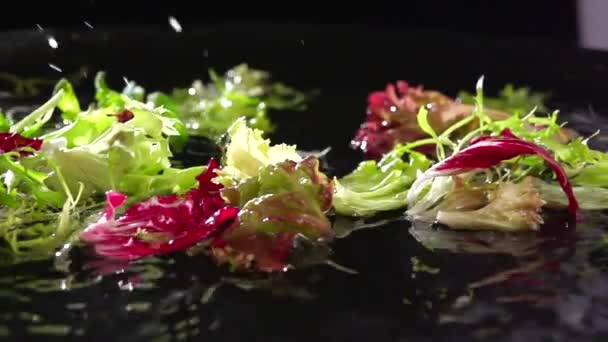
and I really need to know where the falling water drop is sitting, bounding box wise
[48,64,63,72]
[168,16,183,33]
[36,24,44,31]
[84,21,94,29]
[48,37,59,49]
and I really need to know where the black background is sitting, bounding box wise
[2,1,579,43]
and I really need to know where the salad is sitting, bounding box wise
[1,67,607,274]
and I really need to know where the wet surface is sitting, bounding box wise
[1,26,608,341]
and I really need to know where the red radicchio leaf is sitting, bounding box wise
[411,129,579,218]
[80,159,239,260]
[0,132,43,156]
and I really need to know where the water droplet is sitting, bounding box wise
[47,37,58,49]
[168,16,183,33]
[203,49,209,58]
[300,39,305,46]
[84,21,94,29]
[117,280,134,291]
[36,24,44,32]
[48,63,63,72]
[188,87,196,96]
[220,98,232,108]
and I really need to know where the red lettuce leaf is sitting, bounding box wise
[80,159,239,260]
[412,129,579,217]
[212,156,334,272]
[0,132,43,156]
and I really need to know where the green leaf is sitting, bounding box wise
[94,71,124,109]
[53,79,81,121]
[0,111,11,132]
[10,89,64,137]
[215,117,302,186]
[458,82,548,116]
[417,106,437,139]
[147,63,310,140]
[536,178,608,210]
[333,144,432,217]
[44,119,198,203]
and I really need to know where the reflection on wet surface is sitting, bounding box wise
[1,203,608,341]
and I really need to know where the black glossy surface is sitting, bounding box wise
[1,26,608,342]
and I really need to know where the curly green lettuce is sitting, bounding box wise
[0,77,200,259]
[215,116,302,186]
[333,144,431,217]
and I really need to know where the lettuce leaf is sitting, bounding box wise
[42,101,201,202]
[215,156,334,272]
[435,177,546,232]
[0,111,11,132]
[80,159,239,261]
[535,178,608,210]
[147,63,308,140]
[215,117,302,186]
[0,77,200,259]
[457,83,548,116]
[333,144,431,217]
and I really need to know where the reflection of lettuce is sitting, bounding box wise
[148,63,309,140]
[216,117,302,186]
[333,145,431,217]
[216,156,334,272]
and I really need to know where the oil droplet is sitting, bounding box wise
[84,21,94,29]
[47,37,59,49]
[168,16,183,33]
[48,63,63,72]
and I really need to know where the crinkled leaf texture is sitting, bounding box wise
[436,177,546,232]
[80,159,239,260]
[333,145,431,217]
[43,99,201,202]
[407,129,579,219]
[351,80,510,159]
[214,156,334,272]
[216,116,301,186]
